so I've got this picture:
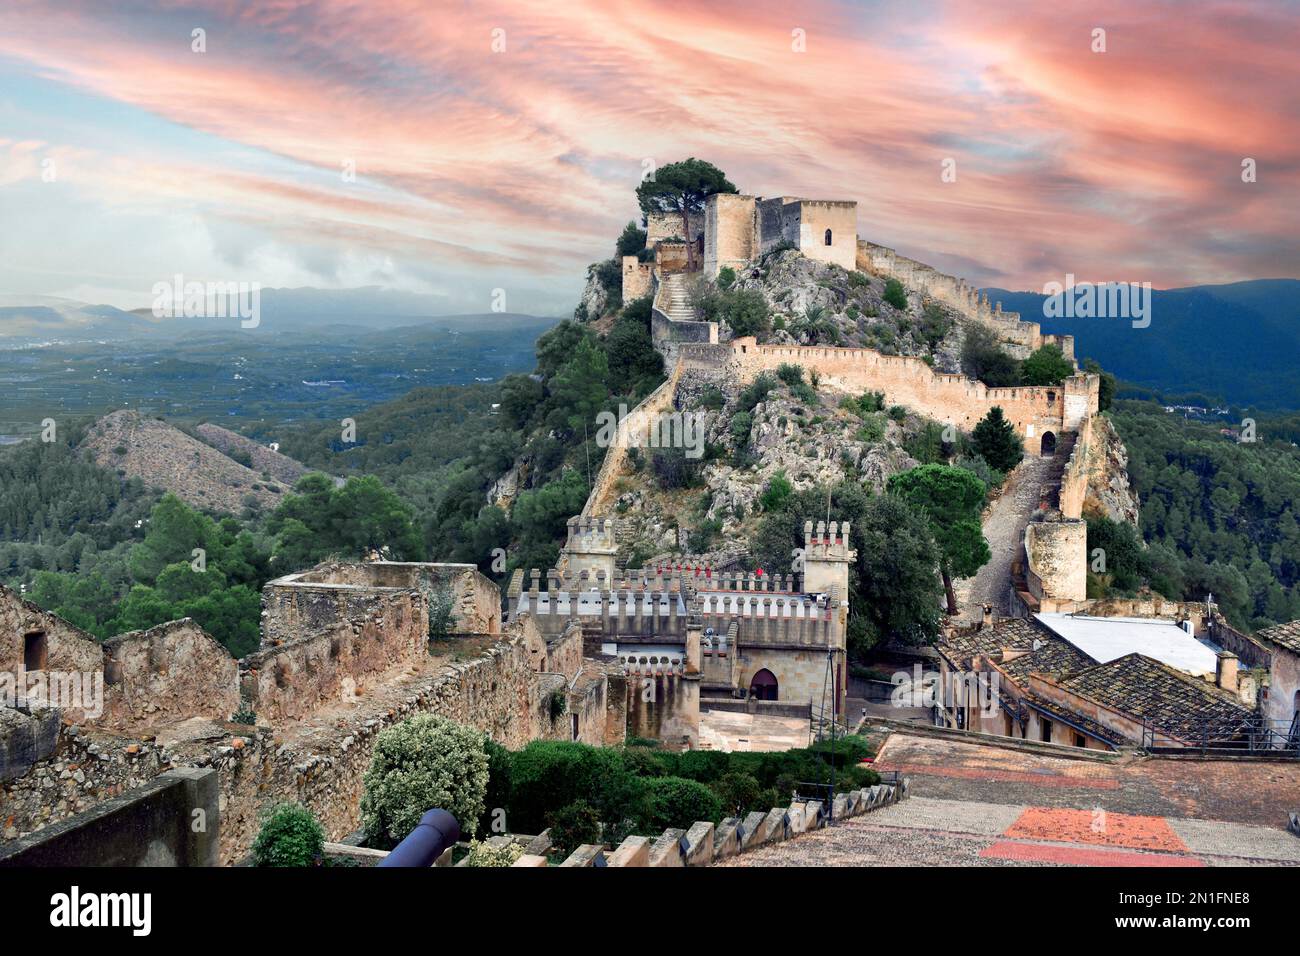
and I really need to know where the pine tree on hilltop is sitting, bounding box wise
[972,406,1024,473]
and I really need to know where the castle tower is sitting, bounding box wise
[802,520,856,600]
[559,517,618,582]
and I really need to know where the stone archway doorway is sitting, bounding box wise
[749,668,779,701]
[1041,431,1057,456]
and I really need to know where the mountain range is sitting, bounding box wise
[982,279,1300,410]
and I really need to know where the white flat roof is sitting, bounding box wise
[1035,613,1219,676]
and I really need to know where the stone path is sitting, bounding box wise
[953,452,1060,621]
[699,709,809,752]
[719,732,1300,867]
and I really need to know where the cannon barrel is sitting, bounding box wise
[377,809,460,867]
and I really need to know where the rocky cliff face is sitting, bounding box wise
[1084,415,1142,526]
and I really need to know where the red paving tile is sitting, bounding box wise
[877,763,1121,789]
[980,840,1204,867]
[1004,807,1188,853]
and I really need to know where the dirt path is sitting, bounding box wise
[952,454,1058,621]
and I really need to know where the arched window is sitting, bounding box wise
[824,228,833,246]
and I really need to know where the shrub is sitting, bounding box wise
[689,518,723,552]
[716,266,736,290]
[790,382,818,406]
[855,414,885,444]
[883,278,908,310]
[638,776,722,832]
[478,738,513,837]
[361,714,490,846]
[508,741,639,834]
[251,802,325,868]
[759,471,793,512]
[464,839,524,867]
[712,772,763,817]
[737,373,778,412]
[615,221,647,257]
[776,363,805,387]
[1020,343,1074,386]
[961,325,1021,387]
[547,800,603,856]
[721,288,771,339]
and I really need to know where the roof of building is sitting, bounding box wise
[938,617,1043,668]
[939,617,1096,686]
[1254,619,1300,654]
[1054,653,1253,741]
[1035,612,1219,676]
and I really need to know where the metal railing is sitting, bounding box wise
[1141,714,1300,757]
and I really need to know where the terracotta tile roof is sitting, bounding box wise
[939,617,1095,685]
[1056,653,1253,742]
[1254,620,1300,655]
[938,618,1043,668]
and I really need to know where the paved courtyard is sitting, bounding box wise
[718,732,1300,867]
[699,709,809,752]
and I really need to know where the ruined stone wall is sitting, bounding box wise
[583,359,685,517]
[101,620,240,731]
[1058,414,1093,520]
[647,211,701,244]
[1,588,237,730]
[2,725,172,840]
[625,673,699,749]
[718,339,1094,455]
[241,586,425,721]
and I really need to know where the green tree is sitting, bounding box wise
[853,494,945,650]
[883,278,908,310]
[889,465,990,615]
[961,325,1021,387]
[971,407,1024,473]
[1083,359,1116,412]
[615,221,647,257]
[548,337,610,434]
[1021,344,1074,386]
[635,158,737,270]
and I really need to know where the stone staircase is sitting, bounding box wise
[658,272,698,323]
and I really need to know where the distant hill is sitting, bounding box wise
[79,410,307,515]
[0,288,559,340]
[981,279,1300,410]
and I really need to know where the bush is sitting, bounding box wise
[251,802,325,868]
[361,714,490,846]
[508,741,639,834]
[716,266,736,290]
[464,839,524,867]
[883,278,908,310]
[776,363,805,387]
[1021,343,1074,386]
[638,776,722,832]
[712,772,763,817]
[547,800,603,856]
[961,325,1021,387]
[478,738,513,837]
[737,374,778,412]
[720,288,771,339]
[759,471,793,512]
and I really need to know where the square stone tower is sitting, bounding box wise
[560,517,618,580]
[801,520,856,599]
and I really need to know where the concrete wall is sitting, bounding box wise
[0,767,219,867]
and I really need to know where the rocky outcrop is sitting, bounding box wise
[1084,416,1141,526]
[80,410,292,515]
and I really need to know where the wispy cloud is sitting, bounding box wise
[0,0,1295,311]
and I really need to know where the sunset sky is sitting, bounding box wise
[0,0,1296,315]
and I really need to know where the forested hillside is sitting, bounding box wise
[1089,401,1300,630]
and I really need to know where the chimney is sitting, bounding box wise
[981,604,996,628]
[1215,651,1238,694]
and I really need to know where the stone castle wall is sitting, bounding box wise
[711,338,1097,455]
[856,240,1074,360]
